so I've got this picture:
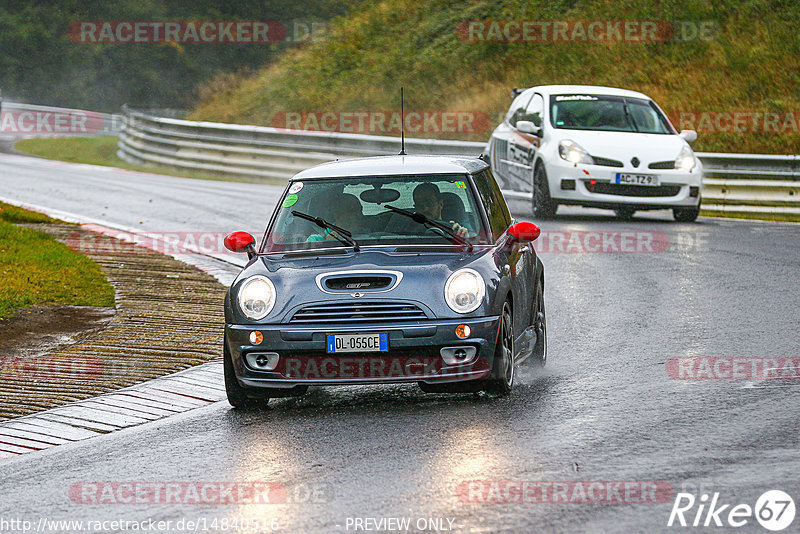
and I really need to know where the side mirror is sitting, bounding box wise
[679,129,697,143]
[515,120,541,136]
[508,222,541,242]
[224,231,256,257]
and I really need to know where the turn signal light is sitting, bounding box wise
[249,330,263,344]
[455,324,471,339]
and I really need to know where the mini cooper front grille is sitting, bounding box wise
[590,155,624,168]
[324,276,393,292]
[648,160,676,169]
[589,182,682,197]
[289,302,427,324]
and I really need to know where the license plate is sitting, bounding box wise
[326,333,388,353]
[616,173,659,186]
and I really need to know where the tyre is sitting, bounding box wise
[673,206,700,222]
[224,338,309,408]
[614,207,636,220]
[532,164,557,219]
[531,278,547,367]
[482,301,514,395]
[223,334,255,409]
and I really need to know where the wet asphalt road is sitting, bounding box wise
[1,153,799,533]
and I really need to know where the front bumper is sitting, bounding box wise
[225,316,501,388]
[546,159,702,209]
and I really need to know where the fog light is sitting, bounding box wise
[245,352,279,371]
[249,330,263,344]
[440,346,477,366]
[561,179,576,190]
[689,186,700,198]
[455,324,471,339]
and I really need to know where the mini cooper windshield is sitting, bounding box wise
[550,94,673,134]
[262,174,489,252]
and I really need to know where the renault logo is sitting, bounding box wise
[631,157,640,168]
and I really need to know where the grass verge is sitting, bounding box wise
[699,209,800,223]
[0,202,115,319]
[13,136,282,184]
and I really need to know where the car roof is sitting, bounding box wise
[291,155,489,180]
[521,84,652,100]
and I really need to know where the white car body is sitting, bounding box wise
[485,85,703,220]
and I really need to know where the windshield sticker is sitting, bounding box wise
[555,95,598,101]
[288,182,304,194]
[283,194,299,208]
[455,181,467,189]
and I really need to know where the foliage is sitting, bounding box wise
[190,0,800,154]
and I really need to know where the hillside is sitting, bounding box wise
[0,0,350,112]
[190,0,800,154]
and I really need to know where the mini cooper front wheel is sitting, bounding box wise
[483,301,515,395]
[532,278,547,367]
[224,334,258,409]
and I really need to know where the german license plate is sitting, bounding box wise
[616,173,659,186]
[326,333,388,353]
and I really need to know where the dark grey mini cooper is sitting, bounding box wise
[222,155,546,407]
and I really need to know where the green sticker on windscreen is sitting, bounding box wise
[283,194,298,208]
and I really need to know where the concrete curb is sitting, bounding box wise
[0,224,228,423]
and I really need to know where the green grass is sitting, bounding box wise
[13,136,282,184]
[0,202,59,225]
[190,0,800,155]
[0,202,115,319]
[699,209,800,223]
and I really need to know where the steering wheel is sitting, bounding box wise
[424,226,448,238]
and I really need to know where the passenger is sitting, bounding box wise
[306,193,362,242]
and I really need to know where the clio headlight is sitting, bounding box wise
[675,145,696,171]
[445,269,485,314]
[238,275,276,320]
[558,139,594,165]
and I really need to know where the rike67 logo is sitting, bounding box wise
[668,490,796,530]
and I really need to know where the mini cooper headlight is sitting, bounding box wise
[445,269,485,314]
[675,145,696,171]
[558,139,593,165]
[238,275,276,320]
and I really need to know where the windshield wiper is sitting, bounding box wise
[291,210,360,251]
[383,205,473,251]
[622,100,639,132]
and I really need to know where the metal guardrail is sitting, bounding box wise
[118,107,800,218]
[1,101,122,136]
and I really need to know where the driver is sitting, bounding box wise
[410,183,470,238]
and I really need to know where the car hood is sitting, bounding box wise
[230,247,498,323]
[555,130,689,164]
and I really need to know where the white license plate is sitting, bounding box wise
[616,173,659,186]
[326,333,388,353]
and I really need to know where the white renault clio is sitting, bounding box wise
[485,85,702,221]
